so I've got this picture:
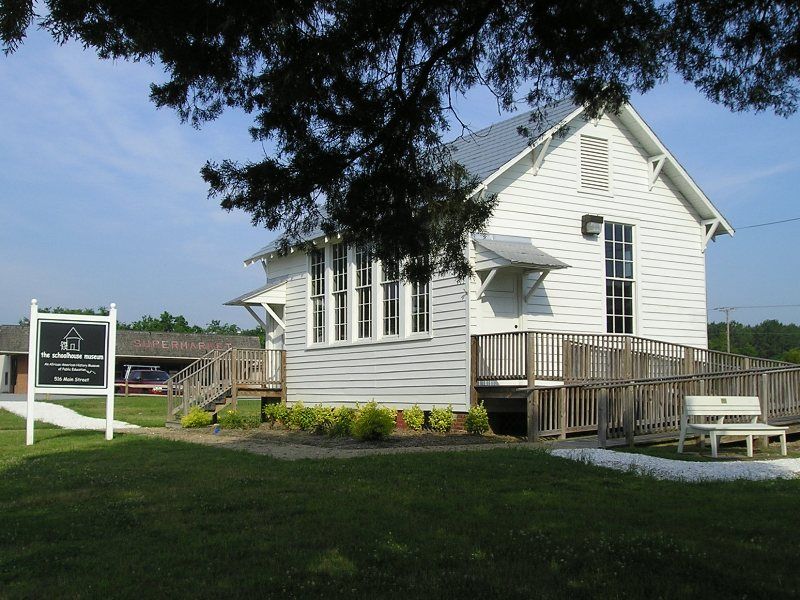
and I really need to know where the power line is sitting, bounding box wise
[737,216,800,230]
[713,304,800,310]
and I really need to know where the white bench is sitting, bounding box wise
[678,396,788,458]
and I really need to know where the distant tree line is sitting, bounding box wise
[708,320,800,363]
[18,308,264,344]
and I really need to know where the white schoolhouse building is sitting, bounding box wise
[226,99,733,414]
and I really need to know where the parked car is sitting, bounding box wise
[115,369,171,395]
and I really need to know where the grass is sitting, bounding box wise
[0,408,58,430]
[1,417,799,598]
[46,396,263,427]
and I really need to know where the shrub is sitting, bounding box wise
[262,403,289,426]
[311,405,336,434]
[287,402,317,431]
[181,406,212,428]
[429,405,454,433]
[465,402,490,435]
[218,409,260,430]
[403,405,425,431]
[351,401,396,441]
[328,407,357,437]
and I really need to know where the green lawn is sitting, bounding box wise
[46,396,263,427]
[1,416,799,598]
[0,408,58,430]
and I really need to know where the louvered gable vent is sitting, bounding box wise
[580,135,610,192]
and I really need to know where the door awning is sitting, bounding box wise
[473,236,570,302]
[224,277,289,307]
[474,237,569,272]
[225,277,291,330]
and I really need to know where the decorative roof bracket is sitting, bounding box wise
[261,303,285,330]
[531,136,553,176]
[648,154,667,190]
[701,219,721,253]
[524,269,551,303]
[476,268,498,299]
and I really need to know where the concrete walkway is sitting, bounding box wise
[0,394,139,430]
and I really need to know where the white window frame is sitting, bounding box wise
[308,246,326,345]
[380,262,401,338]
[604,221,635,335]
[354,246,373,340]
[409,280,431,335]
[306,242,433,348]
[331,241,348,343]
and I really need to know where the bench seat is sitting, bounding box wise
[678,396,788,458]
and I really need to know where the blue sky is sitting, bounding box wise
[1,30,799,328]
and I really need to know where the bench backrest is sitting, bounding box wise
[684,395,762,417]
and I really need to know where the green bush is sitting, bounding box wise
[287,402,317,431]
[311,405,336,434]
[262,403,289,426]
[403,404,425,431]
[328,407,357,437]
[429,405,454,433]
[181,406,212,428]
[218,409,260,430]
[351,401,396,441]
[465,402,490,435]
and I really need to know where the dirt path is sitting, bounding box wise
[130,426,524,460]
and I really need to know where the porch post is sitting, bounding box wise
[470,336,479,407]
[597,389,608,448]
[526,333,539,442]
[759,373,770,449]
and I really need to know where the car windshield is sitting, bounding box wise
[141,371,169,382]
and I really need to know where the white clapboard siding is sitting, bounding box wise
[472,111,709,348]
[266,249,470,410]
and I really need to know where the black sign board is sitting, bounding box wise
[36,320,109,388]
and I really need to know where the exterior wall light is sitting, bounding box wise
[581,214,604,236]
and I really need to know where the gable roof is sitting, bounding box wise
[451,101,733,237]
[242,99,732,265]
[449,98,579,182]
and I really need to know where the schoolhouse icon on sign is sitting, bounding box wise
[61,327,83,351]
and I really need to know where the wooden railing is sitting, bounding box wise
[167,348,285,419]
[526,366,800,442]
[473,331,790,383]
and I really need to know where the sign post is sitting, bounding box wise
[26,299,118,445]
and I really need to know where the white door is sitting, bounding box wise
[478,271,522,334]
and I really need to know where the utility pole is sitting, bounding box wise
[714,307,736,353]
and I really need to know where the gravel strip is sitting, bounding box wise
[132,426,515,460]
[550,448,800,481]
[0,400,139,430]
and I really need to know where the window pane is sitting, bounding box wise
[310,249,326,343]
[604,222,634,334]
[332,243,348,341]
[382,266,399,336]
[355,247,372,339]
[411,281,430,333]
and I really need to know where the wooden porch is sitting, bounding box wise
[471,331,800,444]
[166,348,285,425]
